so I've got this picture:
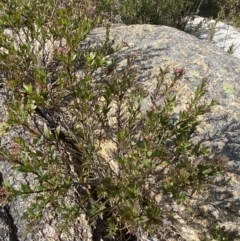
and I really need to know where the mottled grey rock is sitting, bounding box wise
[186,16,240,59]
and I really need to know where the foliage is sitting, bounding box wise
[201,224,234,241]
[93,0,203,30]
[218,0,240,27]
[93,0,240,30]
[0,0,224,240]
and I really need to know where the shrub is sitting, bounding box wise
[93,0,203,30]
[0,0,224,240]
[218,0,240,27]
[93,0,240,30]
[192,0,240,26]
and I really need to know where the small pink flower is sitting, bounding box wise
[57,46,70,55]
[173,66,186,77]
[86,6,96,16]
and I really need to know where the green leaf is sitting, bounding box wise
[38,174,52,182]
[20,183,31,193]
[202,168,212,175]
[55,125,61,139]
[117,129,125,142]
[43,123,50,138]
[3,178,10,187]
[23,83,32,93]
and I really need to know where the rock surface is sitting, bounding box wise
[1,24,240,240]
[186,16,240,59]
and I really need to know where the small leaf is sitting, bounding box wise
[55,125,61,138]
[23,83,32,93]
[43,123,50,138]
[202,168,212,175]
[117,130,125,142]
[3,178,10,187]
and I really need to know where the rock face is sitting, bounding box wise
[186,16,240,59]
[1,24,240,240]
